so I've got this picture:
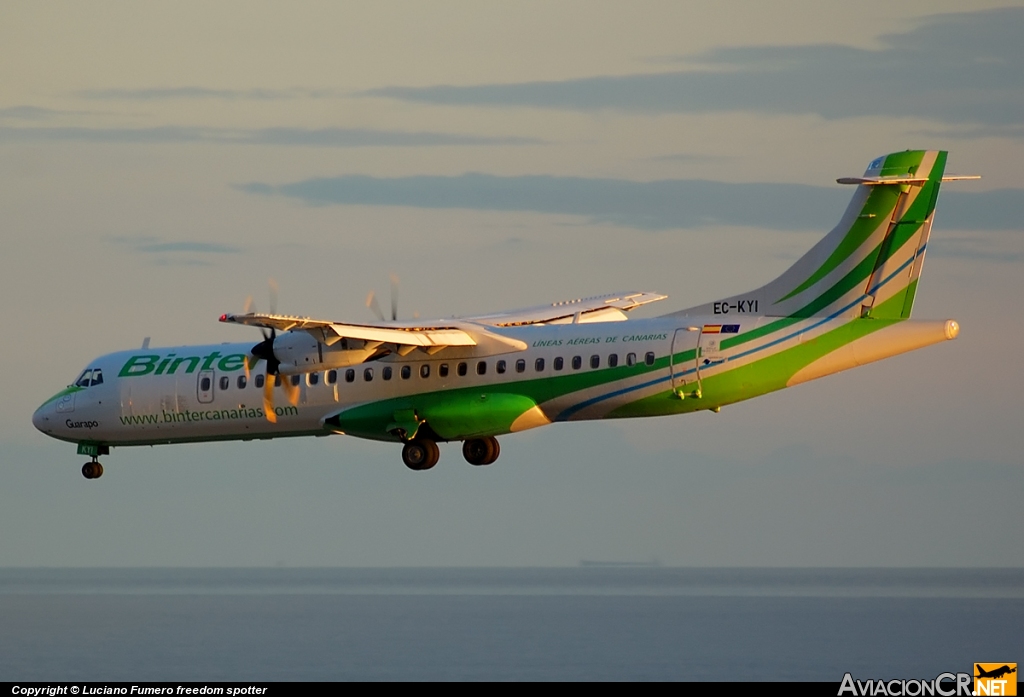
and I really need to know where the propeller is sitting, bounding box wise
[389,273,399,322]
[237,280,299,424]
[365,290,385,322]
[366,273,402,322]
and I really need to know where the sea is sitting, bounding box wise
[1,567,1021,682]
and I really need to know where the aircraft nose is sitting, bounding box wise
[32,403,51,433]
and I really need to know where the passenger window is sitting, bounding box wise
[572,356,582,370]
[421,364,430,378]
[364,368,374,381]
[309,372,319,386]
[554,357,564,371]
[515,359,526,373]
[535,357,545,372]
[439,363,449,378]
[497,360,506,374]
[219,376,230,390]
[345,369,355,383]
[457,362,468,377]
[477,361,487,375]
[626,353,637,367]
[590,355,600,369]
[645,352,656,366]
[401,365,411,379]
[237,375,247,389]
[91,369,104,386]
[200,377,212,391]
[608,353,618,368]
[255,374,265,388]
[291,375,301,386]
[327,370,337,385]
[383,366,393,381]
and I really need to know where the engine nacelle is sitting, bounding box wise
[273,331,376,374]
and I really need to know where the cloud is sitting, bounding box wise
[131,240,242,254]
[0,106,85,121]
[916,124,1024,140]
[930,234,1024,263]
[363,8,1024,127]
[0,126,539,147]
[109,236,242,265]
[647,153,735,163]
[239,173,1024,232]
[77,87,339,101]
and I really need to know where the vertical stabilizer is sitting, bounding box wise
[669,150,947,321]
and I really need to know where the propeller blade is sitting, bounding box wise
[245,354,261,382]
[281,373,300,407]
[268,278,279,315]
[366,291,385,322]
[389,273,400,321]
[242,295,254,315]
[263,374,277,423]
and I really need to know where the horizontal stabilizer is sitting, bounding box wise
[838,174,980,186]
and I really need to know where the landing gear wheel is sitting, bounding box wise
[402,440,440,471]
[463,437,500,466]
[82,462,104,479]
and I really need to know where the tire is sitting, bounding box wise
[463,437,499,466]
[402,442,428,470]
[82,462,102,479]
[462,438,490,465]
[482,437,500,465]
[403,440,439,471]
[421,440,440,470]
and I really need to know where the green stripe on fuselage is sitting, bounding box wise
[610,292,911,419]
[329,349,697,441]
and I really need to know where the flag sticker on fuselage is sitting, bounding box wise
[702,324,739,334]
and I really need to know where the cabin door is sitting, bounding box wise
[197,370,215,404]
[670,328,700,396]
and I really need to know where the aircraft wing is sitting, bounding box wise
[219,289,665,351]
[465,291,667,327]
[220,313,477,348]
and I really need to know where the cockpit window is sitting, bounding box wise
[74,369,93,387]
[90,369,103,386]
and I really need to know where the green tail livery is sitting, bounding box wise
[33,150,974,478]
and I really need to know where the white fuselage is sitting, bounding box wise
[32,318,688,447]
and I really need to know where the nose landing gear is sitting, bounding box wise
[82,461,104,479]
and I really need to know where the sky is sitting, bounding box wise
[1,1,1021,567]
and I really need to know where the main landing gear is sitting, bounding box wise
[462,437,500,466]
[401,436,502,471]
[82,461,104,479]
[402,439,440,471]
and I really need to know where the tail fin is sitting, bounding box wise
[670,150,948,321]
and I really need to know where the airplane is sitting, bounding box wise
[32,149,977,479]
[975,665,1017,680]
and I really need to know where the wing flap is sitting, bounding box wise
[221,313,477,347]
[467,291,667,327]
